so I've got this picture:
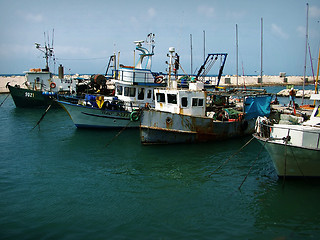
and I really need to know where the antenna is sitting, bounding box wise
[36,30,55,71]
[145,33,155,54]
[52,29,54,48]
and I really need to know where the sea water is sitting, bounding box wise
[0,87,320,239]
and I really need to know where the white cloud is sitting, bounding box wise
[310,6,320,18]
[271,24,288,39]
[197,5,214,18]
[25,13,43,22]
[16,10,44,22]
[148,8,156,18]
[296,26,305,37]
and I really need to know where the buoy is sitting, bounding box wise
[130,111,140,121]
[50,82,56,89]
[154,75,164,84]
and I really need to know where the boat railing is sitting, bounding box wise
[118,68,155,84]
[257,122,320,149]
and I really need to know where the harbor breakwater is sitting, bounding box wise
[0,75,315,93]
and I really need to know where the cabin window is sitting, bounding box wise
[192,98,198,106]
[181,97,188,107]
[116,86,123,95]
[130,87,136,97]
[138,88,145,100]
[147,89,152,99]
[124,87,136,97]
[156,93,165,103]
[124,87,129,96]
[167,94,177,104]
[192,98,204,107]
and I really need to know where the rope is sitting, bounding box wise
[31,103,52,131]
[105,110,142,147]
[282,136,288,187]
[0,94,10,107]
[238,138,268,190]
[105,121,132,147]
[177,62,189,78]
[208,136,255,177]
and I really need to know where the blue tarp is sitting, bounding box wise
[244,96,272,120]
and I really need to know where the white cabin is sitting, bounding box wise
[25,70,52,91]
[154,82,206,117]
[25,68,77,93]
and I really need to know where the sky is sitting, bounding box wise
[0,0,319,76]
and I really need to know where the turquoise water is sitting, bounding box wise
[1,90,320,239]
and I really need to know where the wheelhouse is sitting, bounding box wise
[154,88,206,117]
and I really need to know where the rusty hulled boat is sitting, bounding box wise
[140,48,272,144]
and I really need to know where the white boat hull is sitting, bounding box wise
[58,101,139,128]
[254,134,320,177]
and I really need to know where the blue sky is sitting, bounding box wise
[0,0,319,76]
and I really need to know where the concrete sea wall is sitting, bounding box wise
[0,75,316,93]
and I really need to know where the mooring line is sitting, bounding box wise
[208,136,255,177]
[105,121,132,148]
[0,94,10,107]
[105,109,142,148]
[31,103,52,131]
[238,139,268,190]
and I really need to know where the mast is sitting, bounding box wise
[260,18,263,85]
[315,47,320,94]
[35,33,54,72]
[236,24,239,87]
[203,30,206,62]
[190,34,193,75]
[302,3,309,105]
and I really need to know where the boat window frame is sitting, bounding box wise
[192,98,204,107]
[147,89,152,99]
[156,93,165,103]
[181,97,188,108]
[124,87,136,97]
[167,94,177,104]
[124,87,129,96]
[116,85,123,95]
[129,87,136,97]
[138,88,145,100]
[198,98,204,106]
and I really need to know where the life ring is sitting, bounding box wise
[154,75,164,84]
[50,82,56,89]
[130,111,140,121]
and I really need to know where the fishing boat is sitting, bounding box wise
[57,33,165,128]
[140,48,272,144]
[254,93,320,177]
[8,39,77,108]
